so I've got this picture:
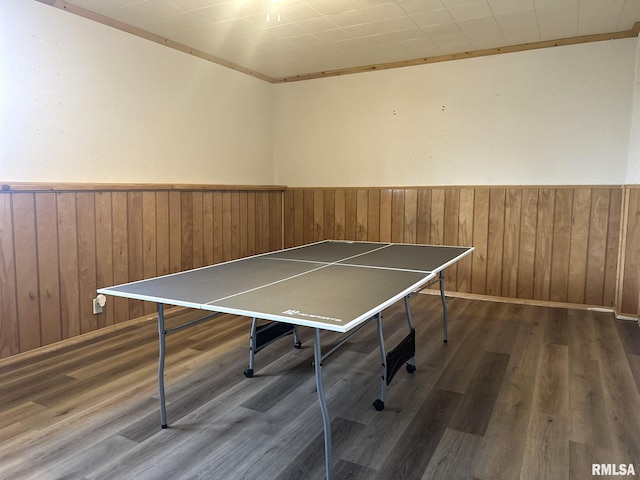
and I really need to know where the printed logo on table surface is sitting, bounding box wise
[282,309,342,323]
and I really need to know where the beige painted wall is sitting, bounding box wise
[627,34,640,185]
[1,0,274,185]
[1,1,637,189]
[273,39,635,187]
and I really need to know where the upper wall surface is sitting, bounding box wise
[1,0,274,185]
[1,1,637,188]
[628,35,640,184]
[273,39,636,187]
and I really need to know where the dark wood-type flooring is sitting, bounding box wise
[1,295,640,479]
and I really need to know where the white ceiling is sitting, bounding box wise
[55,0,640,80]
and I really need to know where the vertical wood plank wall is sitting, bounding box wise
[0,186,283,359]
[0,184,638,359]
[284,186,639,318]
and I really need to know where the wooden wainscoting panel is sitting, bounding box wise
[516,188,535,299]
[111,191,130,326]
[248,191,258,256]
[366,189,379,242]
[503,187,522,299]
[324,189,336,241]
[0,194,18,358]
[391,189,405,243]
[142,192,158,316]
[416,188,431,245]
[77,192,98,334]
[357,189,369,241]
[550,189,573,303]
[486,188,506,297]
[457,188,474,293]
[36,193,63,343]
[127,192,145,320]
[180,192,194,271]
[192,191,205,269]
[57,192,81,340]
[169,191,182,272]
[585,188,611,306]
[621,188,640,316]
[283,186,629,313]
[212,191,224,263]
[269,191,281,252]
[0,184,634,359]
[603,188,622,309]
[472,188,490,296]
[430,188,445,246]
[203,191,215,264]
[534,188,554,301]
[230,190,240,260]
[95,192,114,328]
[0,187,285,359]
[443,188,460,291]
[12,194,41,352]
[379,189,392,242]
[567,188,592,305]
[312,189,324,241]
[303,189,315,244]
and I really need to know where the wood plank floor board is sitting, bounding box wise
[1,296,640,480]
[543,307,570,346]
[421,428,483,480]
[567,440,626,480]
[414,297,480,373]
[520,411,569,480]
[89,407,268,480]
[616,319,640,355]
[0,387,159,477]
[532,342,569,416]
[568,356,613,449]
[276,417,367,480]
[627,353,640,394]
[374,387,462,479]
[0,325,143,378]
[592,312,640,469]
[483,317,523,355]
[240,356,322,413]
[505,317,544,379]
[448,351,510,436]
[332,365,443,471]
[433,307,499,393]
[472,372,535,480]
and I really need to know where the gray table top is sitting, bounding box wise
[98,240,473,333]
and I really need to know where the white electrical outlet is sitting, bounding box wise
[93,294,106,314]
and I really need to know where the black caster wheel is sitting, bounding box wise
[294,342,302,349]
[243,368,253,378]
[373,399,385,411]
[406,363,416,374]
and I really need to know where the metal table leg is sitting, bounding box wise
[313,328,333,480]
[439,271,448,343]
[157,303,168,429]
[244,317,259,378]
[373,312,387,411]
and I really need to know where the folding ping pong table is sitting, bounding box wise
[98,240,473,480]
